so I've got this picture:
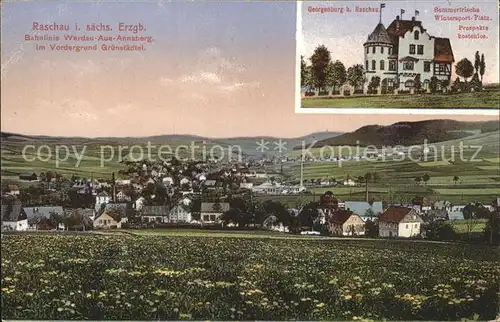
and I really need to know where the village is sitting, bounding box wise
[1,155,498,242]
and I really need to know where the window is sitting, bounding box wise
[372,46,375,54]
[381,47,384,54]
[403,61,414,70]
[406,224,409,228]
[365,60,369,71]
[409,44,416,55]
[366,46,369,54]
[414,30,419,40]
[439,64,446,72]
[415,224,418,228]
[388,47,392,55]
[372,60,376,70]
[203,215,209,221]
[417,45,424,55]
[389,60,396,71]
[380,60,385,70]
[424,62,431,72]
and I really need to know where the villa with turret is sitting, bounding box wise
[363,13,454,94]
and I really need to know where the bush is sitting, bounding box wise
[425,221,458,241]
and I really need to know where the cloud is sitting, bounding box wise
[180,72,222,84]
[219,81,260,92]
[69,60,99,77]
[159,77,174,86]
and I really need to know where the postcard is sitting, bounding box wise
[1,1,500,321]
[297,0,500,113]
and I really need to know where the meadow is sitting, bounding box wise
[279,131,500,204]
[301,91,500,108]
[1,234,499,320]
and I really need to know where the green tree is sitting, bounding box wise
[455,58,474,84]
[326,60,347,93]
[368,76,381,93]
[309,45,331,91]
[479,53,485,81]
[364,208,375,221]
[422,173,430,185]
[347,64,365,88]
[300,55,309,89]
[425,221,458,241]
[474,51,480,73]
[365,219,378,237]
[414,176,422,185]
[429,76,439,93]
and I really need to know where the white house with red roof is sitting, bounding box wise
[363,13,454,93]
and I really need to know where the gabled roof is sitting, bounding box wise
[97,191,109,197]
[329,210,358,225]
[379,207,417,223]
[1,200,25,221]
[24,206,64,219]
[364,23,393,45]
[386,19,423,38]
[434,37,454,62]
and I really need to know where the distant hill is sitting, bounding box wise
[295,120,500,148]
[0,131,343,158]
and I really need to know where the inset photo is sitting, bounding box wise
[297,1,500,112]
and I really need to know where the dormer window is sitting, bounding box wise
[414,31,419,40]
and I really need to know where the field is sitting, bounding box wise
[277,131,500,204]
[301,91,500,108]
[1,234,499,320]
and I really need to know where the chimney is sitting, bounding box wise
[112,172,116,203]
[365,177,369,202]
[396,15,400,20]
[412,16,415,21]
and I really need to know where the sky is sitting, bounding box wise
[1,1,498,138]
[300,0,499,84]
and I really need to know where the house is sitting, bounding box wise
[24,206,65,230]
[200,202,230,223]
[363,13,454,93]
[344,201,383,221]
[19,172,38,181]
[343,179,356,186]
[203,180,217,189]
[95,191,111,212]
[93,211,125,229]
[169,205,192,223]
[328,211,366,236]
[135,196,146,211]
[379,207,423,238]
[262,215,289,233]
[425,209,448,222]
[1,200,27,231]
[6,185,20,196]
[141,205,170,223]
[448,211,464,221]
[239,182,253,189]
[116,190,132,202]
[252,181,282,195]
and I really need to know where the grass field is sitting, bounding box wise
[275,131,500,204]
[301,91,500,108]
[447,219,488,234]
[1,234,499,320]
